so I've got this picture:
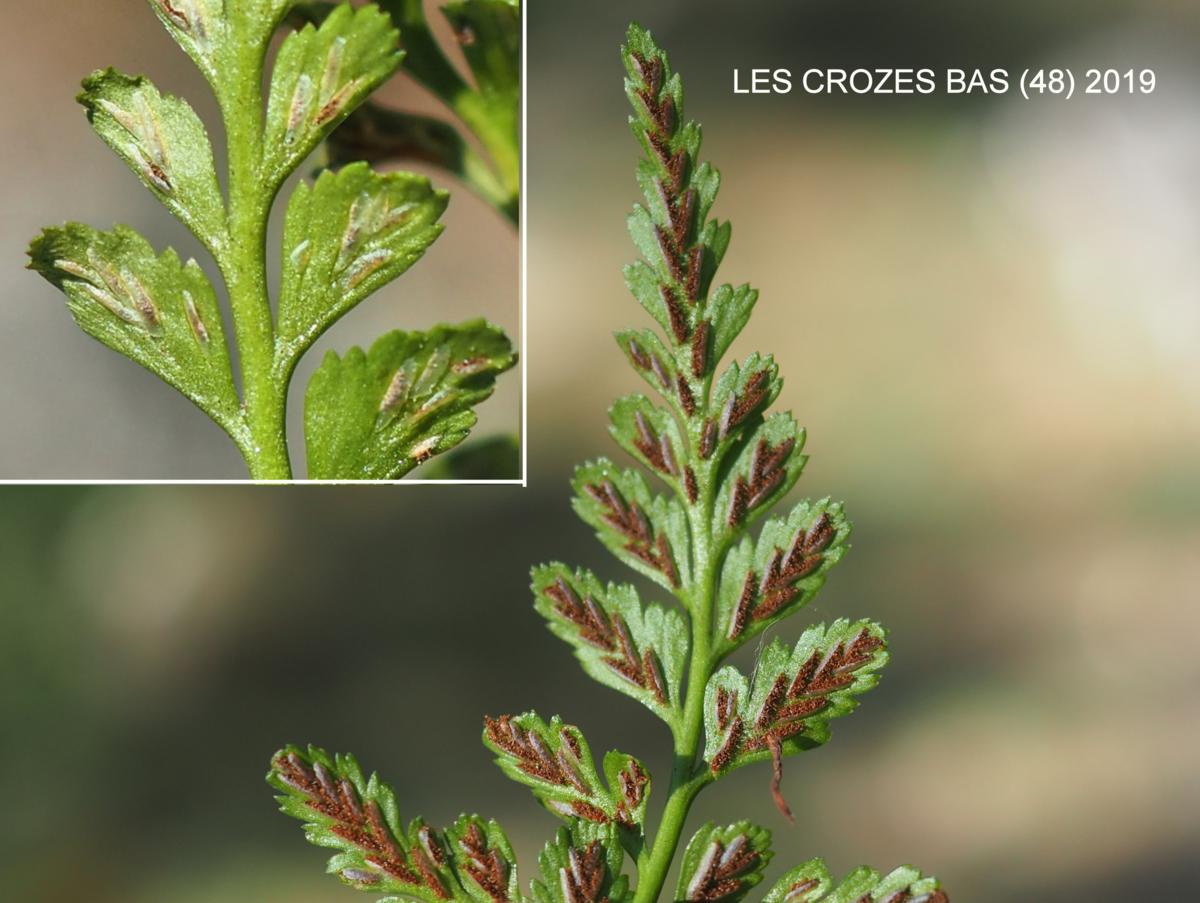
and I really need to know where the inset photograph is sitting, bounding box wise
[6,0,521,481]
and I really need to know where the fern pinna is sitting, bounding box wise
[268,22,948,903]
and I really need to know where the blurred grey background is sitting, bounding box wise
[0,1,519,479]
[3,0,1200,902]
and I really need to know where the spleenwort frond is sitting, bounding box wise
[483,714,650,836]
[291,0,521,223]
[268,19,947,903]
[28,1,516,479]
[531,564,687,724]
[676,823,773,903]
[269,744,514,900]
[762,860,947,903]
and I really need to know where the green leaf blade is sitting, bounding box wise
[303,321,515,480]
[27,223,245,447]
[79,69,228,257]
[531,563,686,719]
[263,3,402,187]
[446,815,522,903]
[704,620,888,776]
[711,412,808,538]
[609,395,691,502]
[715,499,850,655]
[530,825,629,903]
[277,162,449,369]
[268,744,465,901]
[762,859,947,903]
[145,0,230,88]
[675,822,773,903]
[442,0,520,101]
[482,710,648,830]
[571,460,692,595]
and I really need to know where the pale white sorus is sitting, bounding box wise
[340,868,379,886]
[379,367,411,413]
[182,290,210,345]
[342,248,392,290]
[53,259,96,282]
[133,91,166,162]
[285,74,314,145]
[336,192,373,271]
[687,841,722,901]
[558,865,575,903]
[719,834,746,867]
[289,239,312,270]
[86,248,124,297]
[133,146,174,193]
[315,78,364,126]
[96,99,142,140]
[413,344,451,398]
[417,826,439,861]
[74,282,140,325]
[416,389,451,416]
[122,269,161,329]
[319,37,347,106]
[382,201,418,231]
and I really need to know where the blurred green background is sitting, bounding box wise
[4,0,1200,901]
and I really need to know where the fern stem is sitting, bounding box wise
[634,357,721,903]
[220,40,291,479]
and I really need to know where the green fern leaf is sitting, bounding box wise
[762,859,946,903]
[79,70,228,256]
[276,162,448,372]
[704,620,887,776]
[571,460,692,594]
[483,712,648,831]
[263,4,402,188]
[531,564,686,720]
[304,321,515,480]
[675,822,773,903]
[27,223,245,447]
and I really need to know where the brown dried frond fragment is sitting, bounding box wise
[458,823,511,903]
[585,480,680,587]
[684,834,762,902]
[766,735,794,823]
[272,751,420,885]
